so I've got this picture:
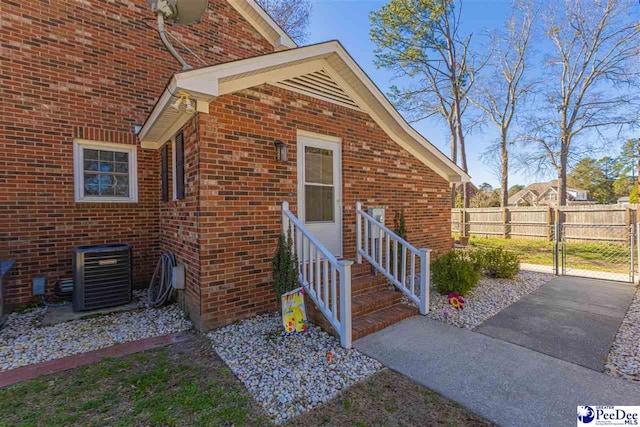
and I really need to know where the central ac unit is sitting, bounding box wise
[73,244,132,311]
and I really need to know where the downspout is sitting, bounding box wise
[156,13,191,70]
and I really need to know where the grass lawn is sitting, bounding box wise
[0,334,492,427]
[468,236,630,273]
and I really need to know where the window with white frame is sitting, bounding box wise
[73,139,138,203]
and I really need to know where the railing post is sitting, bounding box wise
[338,259,353,349]
[636,222,640,284]
[281,201,289,235]
[419,249,430,315]
[356,201,362,264]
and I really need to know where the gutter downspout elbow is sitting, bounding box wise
[157,13,191,71]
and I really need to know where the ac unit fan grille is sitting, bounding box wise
[73,244,132,311]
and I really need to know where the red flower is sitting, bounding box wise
[447,293,465,310]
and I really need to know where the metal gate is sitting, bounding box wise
[560,223,635,283]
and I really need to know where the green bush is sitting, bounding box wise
[432,250,480,296]
[465,249,485,272]
[271,230,299,300]
[480,247,520,279]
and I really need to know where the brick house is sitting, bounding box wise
[1,0,468,340]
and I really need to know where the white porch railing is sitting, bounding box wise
[355,201,430,315]
[281,201,353,349]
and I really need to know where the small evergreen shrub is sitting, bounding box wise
[481,247,520,279]
[432,250,480,296]
[271,230,299,300]
[393,209,408,274]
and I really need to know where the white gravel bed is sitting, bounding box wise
[207,313,382,425]
[420,271,553,329]
[605,287,640,382]
[0,301,191,371]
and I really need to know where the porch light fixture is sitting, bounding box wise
[170,92,194,113]
[274,140,288,162]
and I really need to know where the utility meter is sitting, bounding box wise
[368,207,385,238]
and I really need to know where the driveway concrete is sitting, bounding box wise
[475,276,635,371]
[355,316,640,427]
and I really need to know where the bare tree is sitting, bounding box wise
[473,2,537,207]
[370,0,480,175]
[472,6,537,207]
[255,0,312,44]
[522,0,640,206]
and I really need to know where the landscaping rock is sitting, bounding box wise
[0,297,191,371]
[207,313,382,425]
[405,270,553,329]
[605,288,640,383]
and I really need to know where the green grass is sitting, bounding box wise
[468,236,630,273]
[0,337,492,427]
[0,339,265,427]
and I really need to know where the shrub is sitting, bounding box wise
[393,209,408,274]
[465,249,485,272]
[271,230,299,300]
[432,250,480,296]
[481,247,520,279]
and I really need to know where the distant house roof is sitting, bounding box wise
[508,180,591,206]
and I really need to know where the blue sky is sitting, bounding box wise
[306,0,545,188]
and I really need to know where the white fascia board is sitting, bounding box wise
[166,41,468,182]
[326,45,470,182]
[138,77,178,143]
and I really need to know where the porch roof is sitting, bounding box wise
[138,41,470,183]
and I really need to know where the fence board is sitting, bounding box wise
[453,205,637,242]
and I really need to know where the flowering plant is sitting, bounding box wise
[447,293,465,310]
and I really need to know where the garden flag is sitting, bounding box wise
[281,287,309,334]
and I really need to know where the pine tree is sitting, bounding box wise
[271,230,299,300]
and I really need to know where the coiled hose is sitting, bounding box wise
[147,252,177,308]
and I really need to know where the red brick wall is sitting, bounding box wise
[158,118,202,326]
[0,0,273,305]
[196,84,452,330]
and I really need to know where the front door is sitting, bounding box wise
[297,132,342,257]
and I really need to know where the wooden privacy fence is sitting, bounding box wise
[452,205,638,242]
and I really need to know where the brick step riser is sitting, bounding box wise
[352,295,402,317]
[351,305,419,341]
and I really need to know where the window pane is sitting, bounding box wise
[115,162,128,173]
[305,185,334,222]
[84,149,99,160]
[98,174,115,196]
[84,160,99,172]
[84,173,99,196]
[305,146,333,185]
[115,175,129,196]
[115,152,128,162]
[99,150,114,162]
[98,161,114,173]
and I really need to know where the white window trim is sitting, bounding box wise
[171,137,177,201]
[73,139,138,203]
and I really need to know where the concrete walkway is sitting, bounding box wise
[476,277,635,371]
[355,317,640,427]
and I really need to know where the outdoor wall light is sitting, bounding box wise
[170,92,194,113]
[274,140,288,162]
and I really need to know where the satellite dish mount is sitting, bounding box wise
[146,0,209,71]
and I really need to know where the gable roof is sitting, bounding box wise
[508,180,590,205]
[139,41,469,183]
[226,0,297,50]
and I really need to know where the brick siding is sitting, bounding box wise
[0,0,273,305]
[195,84,452,331]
